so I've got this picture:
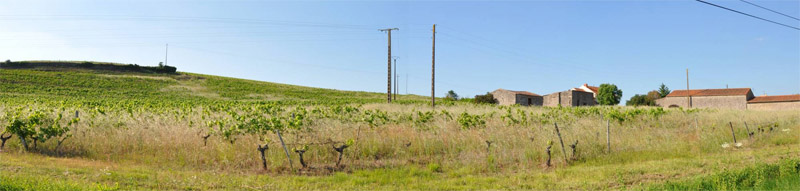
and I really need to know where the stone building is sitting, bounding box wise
[491,89,543,106]
[543,90,596,107]
[571,83,599,98]
[655,88,754,109]
[746,94,800,110]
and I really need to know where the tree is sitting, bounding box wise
[474,92,497,104]
[658,83,671,98]
[626,94,649,106]
[646,90,661,102]
[444,90,459,101]
[597,84,623,105]
[626,90,660,106]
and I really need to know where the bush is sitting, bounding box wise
[597,84,622,105]
[78,62,94,68]
[626,94,651,106]
[474,92,497,104]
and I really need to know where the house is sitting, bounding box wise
[571,83,599,98]
[543,90,596,107]
[746,94,800,110]
[491,89,543,106]
[655,88,754,109]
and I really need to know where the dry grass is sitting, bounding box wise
[2,104,797,177]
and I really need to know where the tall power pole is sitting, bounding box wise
[380,28,398,103]
[164,43,169,66]
[686,69,691,108]
[393,57,398,100]
[431,24,436,108]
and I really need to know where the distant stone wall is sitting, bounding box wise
[747,101,800,110]
[543,90,595,107]
[656,95,749,109]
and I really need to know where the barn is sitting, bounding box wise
[491,89,543,106]
[655,88,754,109]
[746,94,800,110]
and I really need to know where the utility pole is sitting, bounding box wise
[380,28,398,103]
[431,24,436,108]
[393,57,398,100]
[165,43,169,66]
[686,69,691,108]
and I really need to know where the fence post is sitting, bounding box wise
[744,121,753,138]
[554,122,568,164]
[728,122,737,144]
[275,129,294,170]
[606,120,611,153]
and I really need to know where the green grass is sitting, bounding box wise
[2,145,798,190]
[649,158,800,190]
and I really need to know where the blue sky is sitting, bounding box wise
[1,0,798,104]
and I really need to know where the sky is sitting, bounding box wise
[1,0,799,104]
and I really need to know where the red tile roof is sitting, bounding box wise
[666,88,752,97]
[748,94,800,103]
[583,83,599,94]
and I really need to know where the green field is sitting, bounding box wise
[1,63,799,190]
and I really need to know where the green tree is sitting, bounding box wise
[474,92,497,104]
[626,94,649,106]
[658,83,671,98]
[597,84,623,105]
[626,91,660,106]
[444,90,459,101]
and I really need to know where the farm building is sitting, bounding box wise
[543,90,596,107]
[746,94,800,110]
[571,83,599,98]
[491,89,543,106]
[655,88,754,109]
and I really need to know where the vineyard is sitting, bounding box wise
[1,66,799,190]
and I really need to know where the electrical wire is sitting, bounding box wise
[696,0,800,30]
[739,0,800,21]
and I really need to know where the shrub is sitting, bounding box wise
[474,92,497,104]
[78,62,94,68]
[457,112,485,129]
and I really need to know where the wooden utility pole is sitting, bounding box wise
[686,69,691,108]
[380,28,398,103]
[431,24,436,108]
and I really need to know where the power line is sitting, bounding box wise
[696,0,800,30]
[739,0,800,21]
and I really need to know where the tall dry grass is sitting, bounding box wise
[1,104,798,175]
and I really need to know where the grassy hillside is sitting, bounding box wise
[0,62,798,190]
[0,63,432,107]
